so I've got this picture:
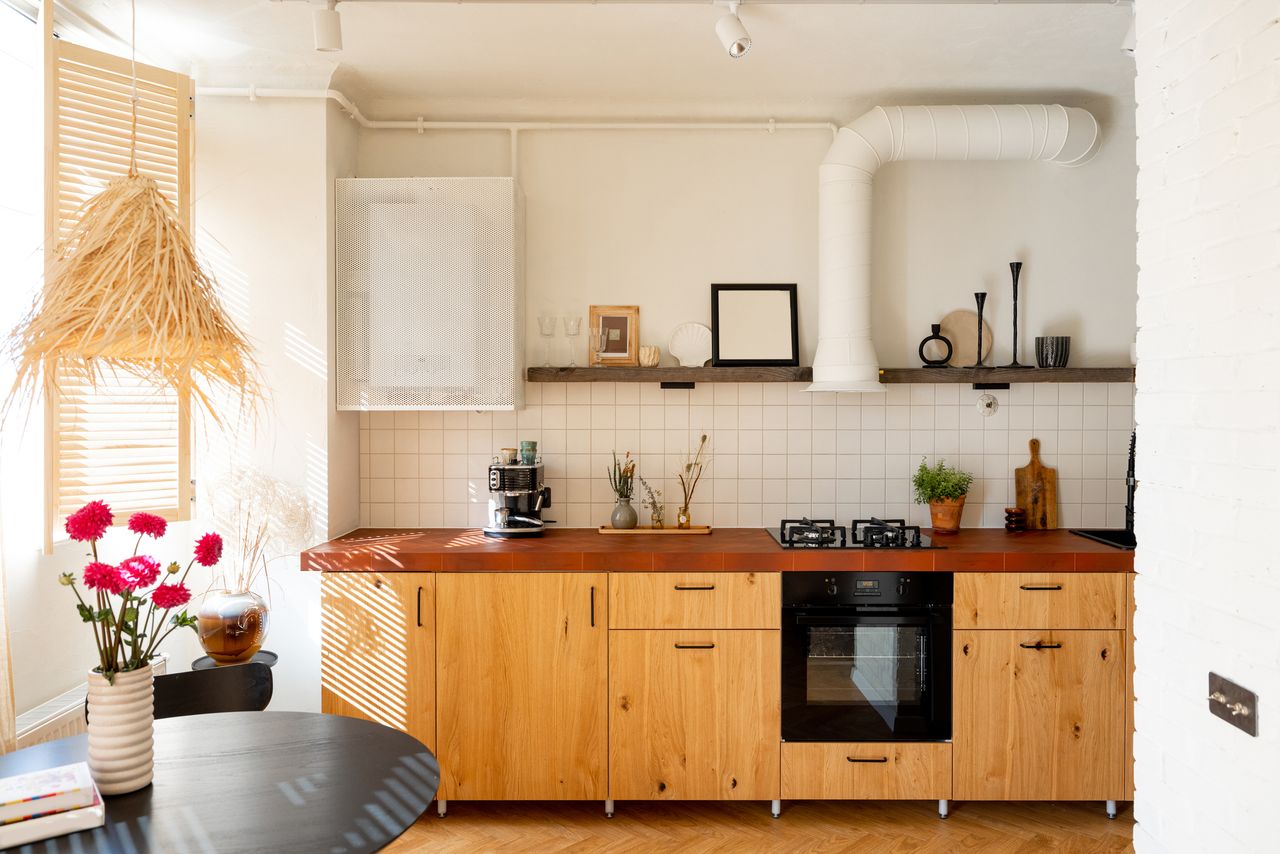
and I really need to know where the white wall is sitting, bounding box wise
[193,96,357,713]
[354,102,1136,370]
[1132,2,1280,852]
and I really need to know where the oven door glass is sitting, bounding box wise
[782,609,950,742]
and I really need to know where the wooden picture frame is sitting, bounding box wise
[711,284,799,367]
[588,305,639,366]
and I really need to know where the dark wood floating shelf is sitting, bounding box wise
[526,366,814,383]
[878,367,1135,384]
[527,366,1134,385]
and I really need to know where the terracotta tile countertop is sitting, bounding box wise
[302,527,1133,573]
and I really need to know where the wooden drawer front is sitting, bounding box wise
[954,572,1125,630]
[609,572,780,629]
[782,743,951,800]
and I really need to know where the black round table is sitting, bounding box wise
[0,712,439,853]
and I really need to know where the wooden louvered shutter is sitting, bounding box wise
[45,39,193,548]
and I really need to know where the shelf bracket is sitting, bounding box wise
[660,381,696,390]
[973,382,1010,390]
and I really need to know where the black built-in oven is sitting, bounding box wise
[782,572,952,742]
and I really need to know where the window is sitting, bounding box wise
[45,38,194,549]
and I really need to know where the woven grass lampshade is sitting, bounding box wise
[8,0,260,424]
[8,172,261,423]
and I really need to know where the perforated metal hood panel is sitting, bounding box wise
[335,177,524,410]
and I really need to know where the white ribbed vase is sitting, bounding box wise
[86,667,154,795]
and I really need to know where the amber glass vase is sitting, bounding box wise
[197,590,269,665]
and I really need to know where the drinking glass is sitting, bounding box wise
[562,316,582,367]
[536,315,558,367]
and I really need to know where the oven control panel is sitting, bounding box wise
[784,572,952,607]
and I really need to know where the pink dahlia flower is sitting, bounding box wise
[65,501,113,542]
[151,583,191,610]
[127,512,168,539]
[194,532,223,567]
[120,555,161,590]
[83,561,127,595]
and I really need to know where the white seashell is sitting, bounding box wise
[669,323,712,368]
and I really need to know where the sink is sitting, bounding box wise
[1069,529,1136,550]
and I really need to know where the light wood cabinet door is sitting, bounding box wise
[436,573,607,800]
[610,630,780,800]
[782,743,951,800]
[954,572,1125,630]
[954,629,1126,800]
[321,573,435,750]
[610,572,780,629]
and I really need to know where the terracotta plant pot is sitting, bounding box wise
[928,496,966,534]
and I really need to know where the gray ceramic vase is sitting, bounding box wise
[611,498,638,529]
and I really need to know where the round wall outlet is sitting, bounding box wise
[977,393,999,417]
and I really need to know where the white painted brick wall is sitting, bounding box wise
[1134,2,1280,851]
[357,381,1134,531]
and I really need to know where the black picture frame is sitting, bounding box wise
[710,284,800,367]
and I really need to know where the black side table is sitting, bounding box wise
[191,649,279,671]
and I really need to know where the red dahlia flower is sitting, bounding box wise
[65,501,113,542]
[120,555,161,590]
[127,512,168,539]
[150,583,191,610]
[194,532,223,567]
[83,561,127,595]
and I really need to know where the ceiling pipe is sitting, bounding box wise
[808,104,1100,394]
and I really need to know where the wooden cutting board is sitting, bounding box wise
[1015,438,1058,529]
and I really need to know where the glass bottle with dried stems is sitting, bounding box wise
[199,469,314,664]
[677,435,709,529]
[639,476,664,529]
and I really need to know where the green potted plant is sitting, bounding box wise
[912,458,975,534]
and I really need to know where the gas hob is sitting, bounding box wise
[767,517,943,550]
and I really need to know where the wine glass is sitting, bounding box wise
[536,315,557,367]
[562,316,582,367]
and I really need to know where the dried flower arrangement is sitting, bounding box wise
[608,452,636,501]
[209,468,315,595]
[638,476,664,529]
[677,434,710,526]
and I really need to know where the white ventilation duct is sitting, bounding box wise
[809,104,1100,393]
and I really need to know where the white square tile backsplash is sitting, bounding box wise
[357,382,1136,531]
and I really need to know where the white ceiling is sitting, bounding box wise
[57,1,1135,121]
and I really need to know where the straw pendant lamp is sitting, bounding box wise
[6,0,261,425]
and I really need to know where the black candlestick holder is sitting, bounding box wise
[968,291,989,368]
[1000,261,1033,369]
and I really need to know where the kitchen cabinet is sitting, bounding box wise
[953,628,1126,801]
[954,572,1125,630]
[320,573,435,750]
[609,629,780,801]
[609,572,780,629]
[781,743,951,800]
[436,573,607,801]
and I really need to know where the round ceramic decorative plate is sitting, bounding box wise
[937,309,994,367]
[669,323,713,367]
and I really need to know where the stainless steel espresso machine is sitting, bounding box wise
[483,462,552,538]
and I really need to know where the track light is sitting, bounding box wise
[715,2,751,59]
[313,1,342,52]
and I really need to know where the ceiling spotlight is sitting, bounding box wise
[715,2,751,59]
[313,1,342,52]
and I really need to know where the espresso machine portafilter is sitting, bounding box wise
[483,463,552,538]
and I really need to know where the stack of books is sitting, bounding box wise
[0,762,105,848]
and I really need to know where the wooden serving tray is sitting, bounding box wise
[597,526,713,535]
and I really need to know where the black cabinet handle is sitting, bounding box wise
[674,584,715,591]
[674,643,716,650]
[1019,584,1063,591]
[847,756,889,764]
[1020,641,1063,650]
[416,586,423,627]
[590,586,596,628]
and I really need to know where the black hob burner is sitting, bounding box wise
[770,517,941,550]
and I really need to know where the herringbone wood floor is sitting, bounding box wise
[390,800,1134,853]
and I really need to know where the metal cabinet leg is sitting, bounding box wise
[771,799,781,819]
[938,799,949,819]
[437,799,447,818]
[1106,800,1117,820]
[605,799,615,818]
